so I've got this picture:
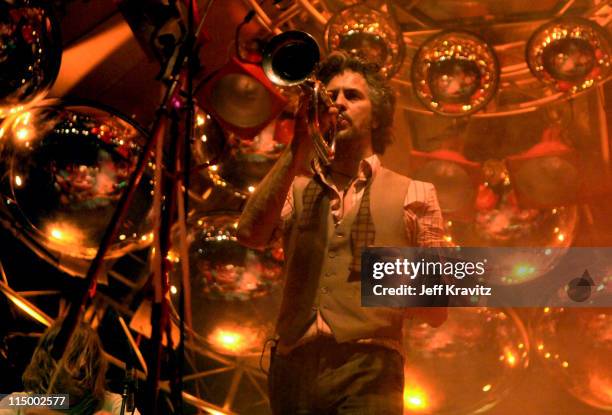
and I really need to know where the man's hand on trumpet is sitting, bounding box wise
[291,85,339,169]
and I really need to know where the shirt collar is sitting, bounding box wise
[312,153,381,183]
[358,153,380,182]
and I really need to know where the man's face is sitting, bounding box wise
[326,70,374,143]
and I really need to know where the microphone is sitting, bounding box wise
[120,364,137,415]
[115,0,186,65]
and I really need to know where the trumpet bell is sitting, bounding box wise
[262,30,320,86]
[261,30,335,165]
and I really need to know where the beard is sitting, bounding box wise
[334,126,356,141]
[334,114,356,141]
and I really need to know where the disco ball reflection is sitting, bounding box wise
[411,155,479,220]
[473,201,577,248]
[0,1,61,113]
[198,294,280,357]
[447,168,578,285]
[191,106,288,200]
[403,308,529,414]
[428,59,481,104]
[411,31,499,116]
[169,212,284,356]
[171,212,284,300]
[532,307,612,410]
[526,17,612,94]
[0,101,154,261]
[325,4,404,77]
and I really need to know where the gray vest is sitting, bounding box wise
[276,167,412,345]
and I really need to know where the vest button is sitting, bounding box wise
[324,271,335,278]
[321,286,328,294]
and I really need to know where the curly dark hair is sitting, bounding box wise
[22,319,107,412]
[316,51,396,154]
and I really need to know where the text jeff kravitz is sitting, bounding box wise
[371,284,492,296]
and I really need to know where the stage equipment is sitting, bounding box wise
[190,105,289,201]
[34,1,220,412]
[191,106,226,168]
[198,56,288,138]
[448,171,578,285]
[320,0,362,12]
[526,17,612,94]
[409,123,581,284]
[411,31,500,116]
[403,308,529,414]
[168,211,283,355]
[506,139,580,209]
[409,149,482,221]
[262,30,337,165]
[0,277,53,326]
[533,306,612,410]
[324,4,404,78]
[117,0,186,66]
[170,212,284,301]
[0,100,154,272]
[0,0,61,115]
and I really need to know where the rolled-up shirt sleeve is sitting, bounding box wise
[403,181,449,324]
[404,181,447,247]
[280,180,295,226]
[268,180,295,245]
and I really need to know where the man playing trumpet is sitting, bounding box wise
[238,51,447,414]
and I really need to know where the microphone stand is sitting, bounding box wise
[47,71,175,398]
[48,2,215,414]
[120,363,136,415]
[172,0,199,413]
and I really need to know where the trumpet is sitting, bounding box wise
[262,30,336,165]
